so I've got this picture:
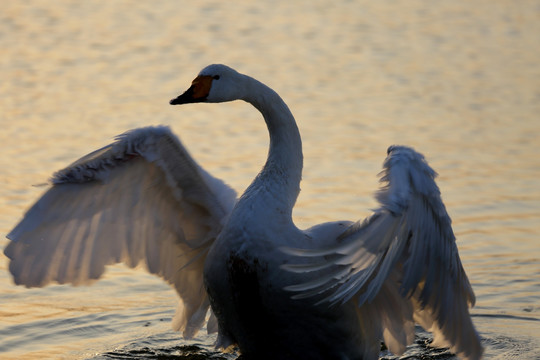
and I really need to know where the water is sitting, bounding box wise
[1,1,539,359]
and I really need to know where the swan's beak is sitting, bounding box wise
[170,75,213,105]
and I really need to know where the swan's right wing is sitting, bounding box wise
[5,126,237,338]
[284,146,482,359]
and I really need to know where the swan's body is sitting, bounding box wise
[5,64,483,359]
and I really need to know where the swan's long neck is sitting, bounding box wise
[240,76,303,217]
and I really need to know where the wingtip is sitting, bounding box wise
[386,145,421,157]
[5,228,18,243]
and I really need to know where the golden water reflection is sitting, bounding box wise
[1,0,539,358]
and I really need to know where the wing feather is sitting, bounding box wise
[284,145,482,359]
[4,126,237,339]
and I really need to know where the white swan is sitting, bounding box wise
[5,64,483,360]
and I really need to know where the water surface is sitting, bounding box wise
[1,1,539,359]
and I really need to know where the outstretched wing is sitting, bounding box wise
[4,126,237,338]
[284,146,482,359]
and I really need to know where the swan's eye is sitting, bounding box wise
[213,75,220,80]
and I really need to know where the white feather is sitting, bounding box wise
[5,125,236,339]
[284,145,482,359]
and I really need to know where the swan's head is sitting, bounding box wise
[170,64,245,105]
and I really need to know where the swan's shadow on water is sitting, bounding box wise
[89,332,458,360]
[88,313,538,360]
[92,343,237,360]
[379,334,456,360]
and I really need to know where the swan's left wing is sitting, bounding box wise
[5,126,237,338]
[284,146,482,359]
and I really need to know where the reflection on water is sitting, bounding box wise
[1,0,539,359]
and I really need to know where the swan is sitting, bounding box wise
[4,64,483,360]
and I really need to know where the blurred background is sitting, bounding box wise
[1,1,539,359]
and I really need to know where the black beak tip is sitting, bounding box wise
[169,86,205,106]
[170,94,187,105]
[170,86,196,105]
